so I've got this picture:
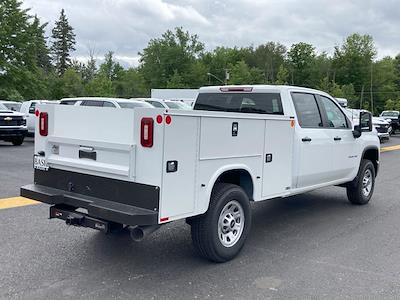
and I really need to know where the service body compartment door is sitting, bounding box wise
[160,114,199,220]
[262,119,294,198]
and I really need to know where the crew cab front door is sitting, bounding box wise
[292,92,335,188]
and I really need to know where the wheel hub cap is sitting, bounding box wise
[218,200,245,247]
[362,169,373,197]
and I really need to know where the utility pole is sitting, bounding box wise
[360,85,364,109]
[224,69,230,85]
[370,62,374,114]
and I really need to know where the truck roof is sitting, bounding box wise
[198,85,328,95]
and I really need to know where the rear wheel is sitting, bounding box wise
[191,183,251,262]
[347,159,375,205]
[11,136,24,146]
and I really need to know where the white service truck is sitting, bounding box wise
[21,85,379,262]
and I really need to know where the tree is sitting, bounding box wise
[61,68,84,97]
[287,42,316,86]
[245,42,287,83]
[202,47,247,85]
[85,76,114,97]
[51,9,76,76]
[99,51,123,81]
[30,16,51,72]
[0,0,50,99]
[275,65,289,85]
[333,34,377,108]
[229,61,263,85]
[114,68,148,98]
[139,27,205,88]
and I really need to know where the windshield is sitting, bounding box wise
[0,103,8,110]
[117,102,152,109]
[381,111,399,117]
[2,102,21,111]
[165,101,191,109]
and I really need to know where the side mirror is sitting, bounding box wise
[353,111,372,138]
[353,125,362,138]
[360,111,373,132]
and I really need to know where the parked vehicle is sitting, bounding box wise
[61,97,154,109]
[0,100,22,112]
[21,85,379,262]
[136,98,192,110]
[20,100,59,136]
[336,98,348,108]
[379,111,400,134]
[0,102,27,145]
[346,109,390,142]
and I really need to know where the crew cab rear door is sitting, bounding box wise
[292,92,335,188]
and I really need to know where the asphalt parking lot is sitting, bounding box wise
[1,137,400,299]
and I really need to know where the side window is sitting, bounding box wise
[28,102,37,114]
[81,101,104,107]
[292,93,323,128]
[319,96,349,129]
[103,101,116,108]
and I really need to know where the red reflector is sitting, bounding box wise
[39,112,48,136]
[160,217,169,222]
[141,117,154,147]
[156,115,163,124]
[35,110,39,117]
[220,87,253,92]
[165,115,171,125]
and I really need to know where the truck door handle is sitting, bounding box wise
[79,147,97,160]
[334,136,342,141]
[302,137,312,142]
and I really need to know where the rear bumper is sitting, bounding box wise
[21,169,160,226]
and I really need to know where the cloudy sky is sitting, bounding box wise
[23,0,399,67]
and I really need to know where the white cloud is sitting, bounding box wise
[22,0,400,67]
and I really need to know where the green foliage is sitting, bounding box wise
[275,65,289,85]
[139,27,204,88]
[51,9,76,76]
[0,3,399,116]
[288,42,316,86]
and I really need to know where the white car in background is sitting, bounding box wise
[346,109,390,142]
[20,100,59,136]
[62,97,154,109]
[0,101,22,112]
[134,98,192,110]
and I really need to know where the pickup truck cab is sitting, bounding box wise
[21,85,379,262]
[20,100,58,136]
[0,102,27,145]
[0,100,22,112]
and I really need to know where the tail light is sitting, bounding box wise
[141,118,154,147]
[39,112,48,136]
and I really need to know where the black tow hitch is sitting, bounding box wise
[66,215,84,226]
[49,205,123,233]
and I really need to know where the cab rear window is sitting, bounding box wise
[194,93,283,115]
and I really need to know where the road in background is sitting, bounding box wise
[1,137,400,299]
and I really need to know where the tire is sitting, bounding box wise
[11,136,24,146]
[346,159,375,205]
[191,183,251,263]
